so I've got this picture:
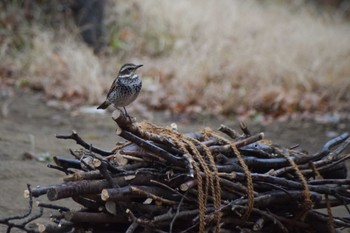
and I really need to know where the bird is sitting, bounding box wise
[97,63,143,119]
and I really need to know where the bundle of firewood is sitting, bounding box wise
[2,111,350,233]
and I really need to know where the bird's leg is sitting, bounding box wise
[123,107,133,122]
[116,107,123,116]
[116,107,129,120]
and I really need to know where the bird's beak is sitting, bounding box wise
[136,64,143,69]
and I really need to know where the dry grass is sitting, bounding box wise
[1,0,350,117]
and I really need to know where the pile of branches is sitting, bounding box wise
[2,111,350,233]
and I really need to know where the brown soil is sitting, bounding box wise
[1,89,349,231]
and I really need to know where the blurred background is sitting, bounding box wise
[1,0,350,120]
[1,0,350,223]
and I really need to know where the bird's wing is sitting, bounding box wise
[106,76,119,98]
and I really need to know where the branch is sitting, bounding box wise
[56,131,112,156]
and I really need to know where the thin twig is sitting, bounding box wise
[170,192,187,233]
[56,131,112,156]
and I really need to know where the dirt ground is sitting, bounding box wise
[1,89,350,231]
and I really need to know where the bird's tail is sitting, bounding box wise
[97,101,110,109]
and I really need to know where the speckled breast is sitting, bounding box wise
[110,76,142,107]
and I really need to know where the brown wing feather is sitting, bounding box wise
[97,75,119,110]
[97,100,110,109]
[106,76,118,98]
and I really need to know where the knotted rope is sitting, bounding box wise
[137,122,222,232]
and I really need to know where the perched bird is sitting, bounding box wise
[97,63,143,118]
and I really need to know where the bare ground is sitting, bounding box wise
[1,89,349,231]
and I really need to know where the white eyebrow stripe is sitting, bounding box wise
[118,74,133,79]
[120,67,129,72]
[120,64,136,72]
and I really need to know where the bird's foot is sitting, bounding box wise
[126,114,135,123]
[118,107,135,123]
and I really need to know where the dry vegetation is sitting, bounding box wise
[1,0,350,118]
